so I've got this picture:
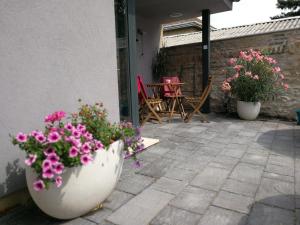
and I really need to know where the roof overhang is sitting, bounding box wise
[136,0,236,23]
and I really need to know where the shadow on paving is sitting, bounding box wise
[256,129,297,157]
[239,194,298,225]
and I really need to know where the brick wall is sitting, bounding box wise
[165,29,300,119]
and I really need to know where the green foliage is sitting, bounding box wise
[272,0,300,19]
[152,47,169,82]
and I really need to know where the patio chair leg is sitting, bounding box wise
[169,99,176,122]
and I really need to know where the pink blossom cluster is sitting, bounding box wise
[15,111,104,192]
[222,49,289,93]
[44,111,66,123]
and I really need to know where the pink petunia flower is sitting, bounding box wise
[83,132,93,141]
[53,163,64,175]
[25,154,37,166]
[77,124,86,132]
[80,154,92,165]
[35,134,46,143]
[33,179,45,191]
[64,123,74,131]
[94,140,104,150]
[16,132,28,143]
[55,176,63,188]
[42,159,52,171]
[228,58,237,65]
[221,81,231,92]
[234,65,243,72]
[283,83,289,91]
[69,146,79,158]
[279,74,285,80]
[42,168,54,179]
[44,147,55,156]
[47,153,60,164]
[48,132,61,143]
[72,129,81,139]
[81,143,91,154]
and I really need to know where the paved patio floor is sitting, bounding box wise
[1,114,300,225]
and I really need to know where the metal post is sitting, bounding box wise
[127,0,139,126]
[202,9,211,113]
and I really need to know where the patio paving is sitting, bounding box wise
[1,114,300,225]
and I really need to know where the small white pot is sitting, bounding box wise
[237,101,261,120]
[26,140,124,220]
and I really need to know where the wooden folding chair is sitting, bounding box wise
[137,75,163,126]
[184,76,213,123]
[161,76,185,121]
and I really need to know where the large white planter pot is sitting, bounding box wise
[237,101,261,120]
[26,140,124,220]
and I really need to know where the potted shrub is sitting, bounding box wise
[221,49,288,120]
[11,102,143,219]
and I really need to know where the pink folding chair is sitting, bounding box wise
[137,75,162,125]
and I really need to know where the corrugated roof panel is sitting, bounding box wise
[164,16,300,47]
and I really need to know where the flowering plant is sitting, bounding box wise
[221,49,288,102]
[12,102,143,191]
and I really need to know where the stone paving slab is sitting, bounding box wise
[191,167,230,191]
[84,208,113,224]
[169,186,216,214]
[198,206,247,225]
[241,153,268,166]
[149,177,187,195]
[164,167,197,182]
[212,191,254,214]
[150,206,202,225]
[230,163,264,184]
[221,179,258,197]
[103,191,134,211]
[106,188,174,225]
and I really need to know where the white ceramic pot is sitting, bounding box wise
[26,140,124,220]
[237,101,261,120]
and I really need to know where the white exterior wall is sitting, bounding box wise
[136,16,162,86]
[0,0,119,198]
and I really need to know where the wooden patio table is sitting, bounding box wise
[146,82,186,121]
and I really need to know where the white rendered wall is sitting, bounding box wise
[0,0,119,197]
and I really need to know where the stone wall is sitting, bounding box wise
[165,29,300,119]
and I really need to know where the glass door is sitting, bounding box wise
[115,0,131,121]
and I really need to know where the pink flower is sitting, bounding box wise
[30,130,40,137]
[273,66,281,73]
[16,132,27,143]
[69,146,79,158]
[228,58,237,65]
[234,65,243,72]
[233,73,240,79]
[95,140,104,150]
[81,143,91,154]
[33,179,45,191]
[245,71,252,77]
[48,132,61,143]
[55,176,63,188]
[77,124,86,132]
[279,74,285,80]
[44,147,55,156]
[47,153,60,164]
[44,111,66,123]
[80,154,92,165]
[42,168,54,179]
[221,81,231,92]
[25,154,37,166]
[83,132,93,141]
[42,159,52,170]
[253,75,259,80]
[35,134,46,143]
[53,163,64,175]
[64,123,74,131]
[72,129,81,139]
[283,83,289,91]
